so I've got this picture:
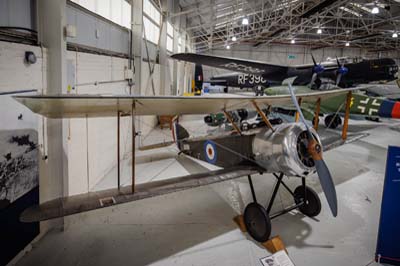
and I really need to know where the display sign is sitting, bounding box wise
[260,250,295,266]
[376,145,400,265]
[0,92,39,265]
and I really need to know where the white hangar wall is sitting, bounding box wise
[0,40,165,198]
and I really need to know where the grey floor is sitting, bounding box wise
[15,118,400,266]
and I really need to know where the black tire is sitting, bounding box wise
[243,202,272,242]
[241,122,250,131]
[294,186,322,217]
[223,87,228,93]
[324,114,342,129]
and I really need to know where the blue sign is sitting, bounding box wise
[376,146,400,265]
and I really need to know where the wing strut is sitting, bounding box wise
[295,97,302,122]
[223,109,242,135]
[342,91,352,140]
[131,103,136,193]
[313,98,321,130]
[252,101,275,132]
[117,111,121,190]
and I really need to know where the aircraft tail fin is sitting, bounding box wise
[193,64,203,94]
[172,122,190,150]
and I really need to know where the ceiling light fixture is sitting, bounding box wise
[291,39,295,44]
[317,28,322,34]
[371,6,379,14]
[242,18,249,25]
[226,45,231,49]
[232,36,237,41]
[393,32,398,38]
[345,41,350,47]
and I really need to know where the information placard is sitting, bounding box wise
[260,250,295,266]
[376,145,400,265]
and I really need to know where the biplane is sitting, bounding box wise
[14,85,364,242]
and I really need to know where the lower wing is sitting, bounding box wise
[21,164,263,222]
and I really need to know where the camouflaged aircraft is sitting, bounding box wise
[204,84,400,130]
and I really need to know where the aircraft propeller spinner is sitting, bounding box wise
[287,83,338,217]
[336,57,349,86]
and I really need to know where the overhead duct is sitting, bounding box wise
[253,28,287,47]
[300,0,340,18]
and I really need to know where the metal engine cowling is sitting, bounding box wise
[252,123,321,177]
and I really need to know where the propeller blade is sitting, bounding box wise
[312,54,317,66]
[336,73,342,86]
[310,73,318,87]
[287,83,309,130]
[314,159,338,217]
[287,83,338,218]
[336,56,340,67]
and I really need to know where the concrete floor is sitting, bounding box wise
[15,118,400,266]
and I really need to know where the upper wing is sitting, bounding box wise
[21,165,262,222]
[13,89,356,118]
[171,53,288,76]
[14,88,361,118]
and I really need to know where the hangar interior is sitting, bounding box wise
[1,0,400,266]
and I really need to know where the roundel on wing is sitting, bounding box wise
[204,140,217,164]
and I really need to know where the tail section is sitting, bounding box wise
[193,64,203,95]
[172,122,190,150]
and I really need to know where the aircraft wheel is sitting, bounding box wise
[294,186,321,217]
[241,122,250,131]
[243,202,271,242]
[324,114,342,129]
[223,87,228,93]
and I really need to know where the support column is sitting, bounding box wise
[170,0,180,95]
[159,2,168,95]
[131,0,143,95]
[37,0,68,231]
[131,0,143,148]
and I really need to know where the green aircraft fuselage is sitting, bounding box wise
[264,86,383,119]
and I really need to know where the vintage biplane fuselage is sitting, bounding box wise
[179,122,318,178]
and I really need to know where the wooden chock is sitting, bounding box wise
[233,215,247,233]
[262,235,288,254]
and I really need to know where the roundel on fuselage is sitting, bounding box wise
[204,140,217,164]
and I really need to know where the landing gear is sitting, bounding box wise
[324,114,342,129]
[254,85,265,96]
[223,87,228,93]
[243,174,321,243]
[244,203,271,242]
[294,186,321,217]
